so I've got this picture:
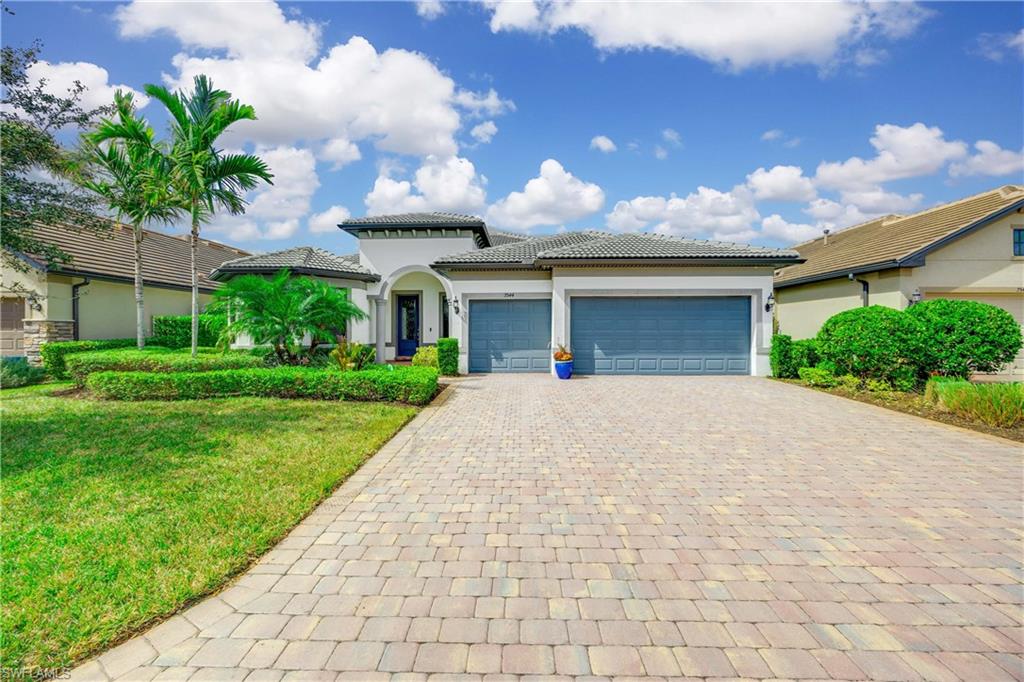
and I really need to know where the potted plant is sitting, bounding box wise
[553,344,573,380]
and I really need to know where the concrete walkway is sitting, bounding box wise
[74,375,1023,681]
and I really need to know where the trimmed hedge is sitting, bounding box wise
[908,298,1023,378]
[769,334,794,378]
[86,365,439,405]
[66,348,263,386]
[437,337,459,376]
[150,314,226,349]
[816,306,926,383]
[39,338,137,379]
[411,346,438,368]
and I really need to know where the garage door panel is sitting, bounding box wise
[571,296,750,375]
[469,299,552,373]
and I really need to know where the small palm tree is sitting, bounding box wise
[77,91,181,349]
[145,75,273,356]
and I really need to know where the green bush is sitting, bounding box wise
[836,374,862,391]
[329,341,376,371]
[866,378,893,393]
[908,299,1023,378]
[925,378,1024,428]
[151,314,226,349]
[86,365,439,405]
[411,346,438,368]
[791,338,819,372]
[437,337,459,376]
[0,357,46,388]
[769,334,795,378]
[39,338,137,379]
[66,348,263,386]
[816,306,926,383]
[798,366,837,387]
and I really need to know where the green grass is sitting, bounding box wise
[1,383,417,671]
[925,378,1024,428]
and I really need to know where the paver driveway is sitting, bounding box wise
[75,375,1023,681]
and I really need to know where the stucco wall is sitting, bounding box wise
[775,270,906,340]
[73,278,212,340]
[361,236,476,286]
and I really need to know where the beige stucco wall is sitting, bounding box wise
[70,278,213,340]
[775,269,906,340]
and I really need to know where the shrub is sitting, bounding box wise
[791,339,820,372]
[437,337,459,376]
[411,346,438,368]
[66,348,263,386]
[866,378,893,393]
[837,374,862,391]
[798,366,837,387]
[926,378,1024,428]
[39,338,137,379]
[150,314,226,349]
[86,365,439,405]
[0,357,46,388]
[908,299,1023,378]
[330,341,375,371]
[924,375,962,404]
[769,334,794,378]
[816,306,926,383]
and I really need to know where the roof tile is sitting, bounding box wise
[213,247,378,281]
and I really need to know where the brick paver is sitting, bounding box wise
[72,376,1024,680]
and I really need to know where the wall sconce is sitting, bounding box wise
[764,292,775,313]
[909,289,922,306]
[451,297,460,315]
[27,295,42,312]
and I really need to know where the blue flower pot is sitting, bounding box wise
[554,360,573,380]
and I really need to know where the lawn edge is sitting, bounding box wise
[73,384,455,675]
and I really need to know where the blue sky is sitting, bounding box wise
[6,1,1023,255]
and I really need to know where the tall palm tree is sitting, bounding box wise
[144,75,273,356]
[77,91,181,349]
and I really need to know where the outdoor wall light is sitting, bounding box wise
[27,295,42,312]
[909,289,922,306]
[764,292,775,313]
[452,297,460,315]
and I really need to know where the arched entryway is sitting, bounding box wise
[374,266,453,361]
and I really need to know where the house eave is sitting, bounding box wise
[536,257,804,268]
[47,267,221,294]
[210,266,380,283]
[774,260,901,289]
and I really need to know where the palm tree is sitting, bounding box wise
[144,75,273,356]
[77,91,181,349]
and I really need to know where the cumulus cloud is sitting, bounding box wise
[26,60,148,115]
[761,214,821,243]
[486,159,604,230]
[653,145,668,160]
[590,135,617,153]
[320,137,362,170]
[452,88,516,118]
[470,120,498,144]
[483,1,929,71]
[365,155,487,215]
[971,29,1024,62]
[746,165,816,202]
[662,128,682,147]
[308,205,351,234]
[761,129,783,141]
[606,185,760,242]
[815,122,967,191]
[949,140,1024,178]
[416,0,445,20]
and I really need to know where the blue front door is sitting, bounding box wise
[396,295,419,357]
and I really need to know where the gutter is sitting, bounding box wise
[775,260,900,289]
[71,277,91,340]
[849,273,870,307]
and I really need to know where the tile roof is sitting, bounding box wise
[342,212,485,227]
[25,221,249,291]
[487,230,530,246]
[775,185,1024,287]
[433,231,800,267]
[211,247,379,281]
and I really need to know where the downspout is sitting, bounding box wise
[848,273,869,307]
[71,277,91,340]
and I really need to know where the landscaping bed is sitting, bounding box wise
[1,382,419,671]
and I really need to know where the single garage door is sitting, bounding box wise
[469,299,552,372]
[571,296,751,375]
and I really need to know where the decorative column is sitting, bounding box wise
[374,297,386,363]
[23,319,74,366]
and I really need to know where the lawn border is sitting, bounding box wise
[71,383,456,679]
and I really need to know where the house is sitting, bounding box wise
[774,184,1024,379]
[213,213,802,376]
[0,221,249,362]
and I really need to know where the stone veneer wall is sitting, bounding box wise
[23,320,74,366]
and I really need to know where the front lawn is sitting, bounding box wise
[1,383,417,671]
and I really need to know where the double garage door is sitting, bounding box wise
[469,296,751,375]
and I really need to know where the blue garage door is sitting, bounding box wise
[571,297,751,375]
[469,299,552,373]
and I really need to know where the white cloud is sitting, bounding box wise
[365,155,487,215]
[761,214,821,243]
[972,29,1024,62]
[416,0,445,20]
[760,129,783,141]
[452,88,516,118]
[606,185,760,241]
[483,1,929,71]
[662,128,682,146]
[470,120,498,144]
[838,187,922,214]
[653,145,668,160]
[949,140,1024,178]
[804,198,874,230]
[309,205,351,234]
[26,60,148,114]
[486,159,604,230]
[815,122,967,191]
[320,137,362,170]
[590,135,617,153]
[746,165,816,202]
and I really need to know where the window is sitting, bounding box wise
[440,294,450,337]
[1014,228,1024,257]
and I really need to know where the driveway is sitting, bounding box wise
[75,376,1023,681]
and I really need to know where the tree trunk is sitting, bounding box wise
[134,224,145,350]
[190,211,200,358]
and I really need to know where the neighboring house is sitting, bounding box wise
[213,213,801,376]
[0,222,249,362]
[774,184,1024,379]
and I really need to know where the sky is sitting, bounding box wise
[5,0,1023,256]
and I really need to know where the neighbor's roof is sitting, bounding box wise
[775,185,1024,288]
[434,231,802,268]
[342,212,485,228]
[211,247,379,282]
[24,221,249,292]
